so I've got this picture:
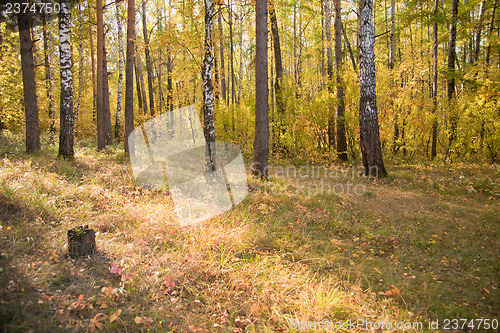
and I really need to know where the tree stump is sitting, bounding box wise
[68,225,96,258]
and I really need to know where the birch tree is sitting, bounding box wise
[358,0,387,177]
[334,0,347,160]
[58,0,74,158]
[115,0,125,140]
[203,0,216,169]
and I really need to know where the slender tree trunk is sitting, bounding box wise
[358,0,387,177]
[390,0,399,153]
[135,45,148,115]
[89,3,97,121]
[102,36,112,145]
[334,0,347,160]
[76,3,84,125]
[446,0,459,155]
[143,0,155,116]
[269,1,285,151]
[253,0,269,179]
[341,22,356,71]
[115,0,125,140]
[134,53,143,111]
[218,8,227,103]
[325,0,335,148]
[42,13,55,134]
[229,0,236,105]
[203,0,216,169]
[96,0,105,149]
[124,0,136,153]
[431,0,439,159]
[58,0,74,158]
[18,10,40,152]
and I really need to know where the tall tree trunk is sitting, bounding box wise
[325,0,335,148]
[96,0,105,149]
[103,36,112,145]
[42,13,55,134]
[253,0,269,179]
[390,0,399,153]
[135,45,148,115]
[76,3,84,125]
[269,1,285,151]
[89,3,97,122]
[124,0,136,153]
[446,0,459,155]
[115,0,125,140]
[58,0,74,158]
[229,0,236,105]
[358,0,387,177]
[431,0,439,159]
[134,54,143,111]
[143,0,155,116]
[18,10,40,152]
[203,0,216,169]
[334,0,347,160]
[218,8,227,103]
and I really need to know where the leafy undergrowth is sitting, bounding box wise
[0,133,498,332]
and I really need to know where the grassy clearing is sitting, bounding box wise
[0,132,499,332]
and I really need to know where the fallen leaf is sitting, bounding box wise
[109,309,122,323]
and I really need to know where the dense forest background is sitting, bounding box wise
[0,0,498,164]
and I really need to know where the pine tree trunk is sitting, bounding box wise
[76,3,84,125]
[58,0,74,158]
[143,0,155,116]
[115,0,125,140]
[253,0,270,179]
[341,22,356,71]
[42,13,55,134]
[124,0,136,153]
[89,3,97,122]
[96,0,105,149]
[203,0,216,169]
[18,10,40,152]
[334,0,347,160]
[358,0,387,177]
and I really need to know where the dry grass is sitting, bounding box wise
[0,132,498,332]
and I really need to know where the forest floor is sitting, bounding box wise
[0,132,499,332]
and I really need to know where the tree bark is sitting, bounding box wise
[18,10,40,152]
[42,13,55,134]
[473,1,485,63]
[218,8,227,103]
[143,0,155,116]
[115,0,125,140]
[124,0,136,153]
[203,0,216,170]
[341,22,356,71]
[253,0,269,179]
[269,0,285,150]
[358,0,387,177]
[485,0,497,67]
[325,0,335,148]
[447,0,459,150]
[76,2,84,125]
[431,0,439,159]
[229,0,236,105]
[135,44,148,115]
[89,3,97,121]
[334,0,347,160]
[102,35,112,145]
[96,0,105,149]
[58,0,74,158]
